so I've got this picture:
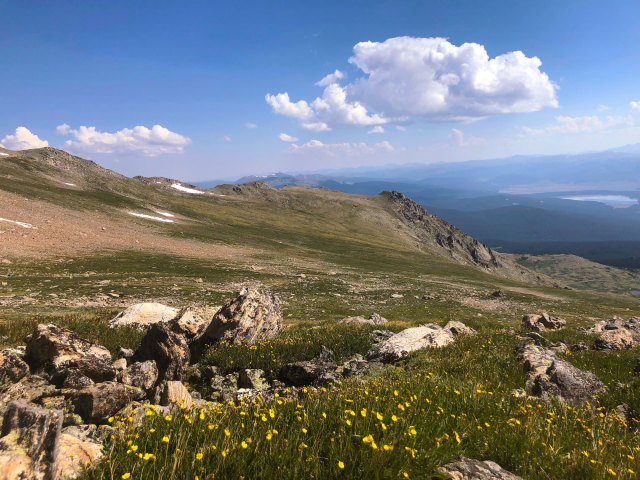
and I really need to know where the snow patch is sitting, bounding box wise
[63,182,76,186]
[171,183,204,195]
[155,211,175,218]
[0,218,33,229]
[128,212,175,223]
[0,152,9,156]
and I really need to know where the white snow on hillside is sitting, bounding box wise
[155,211,175,217]
[128,212,175,223]
[0,218,33,228]
[171,183,204,195]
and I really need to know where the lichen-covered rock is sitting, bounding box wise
[521,313,565,332]
[0,400,63,480]
[337,354,369,378]
[209,373,240,403]
[438,457,522,479]
[0,375,56,414]
[172,306,220,341]
[595,329,635,350]
[339,313,388,326]
[24,324,114,387]
[160,381,193,406]
[0,350,29,385]
[518,344,605,403]
[55,432,102,480]
[238,369,269,390]
[366,325,455,363]
[444,321,477,336]
[109,302,179,329]
[119,360,158,393]
[65,382,145,424]
[191,287,283,360]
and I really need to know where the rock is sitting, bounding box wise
[337,354,369,378]
[24,324,115,387]
[119,360,158,393]
[518,344,605,403]
[278,347,337,387]
[112,358,127,371]
[0,375,56,414]
[61,370,94,389]
[595,328,635,350]
[209,373,239,403]
[635,358,640,376]
[0,400,63,480]
[160,381,193,406]
[238,369,269,390]
[491,289,504,298]
[55,432,102,480]
[339,313,388,326]
[521,313,565,332]
[66,382,145,424]
[370,330,394,344]
[438,457,522,479]
[109,302,179,329]
[171,306,220,341]
[390,293,403,299]
[117,347,134,359]
[133,320,190,388]
[0,350,29,385]
[191,287,283,360]
[366,325,455,363]
[444,321,477,336]
[527,332,548,346]
[570,342,589,352]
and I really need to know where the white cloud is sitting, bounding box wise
[279,133,299,142]
[631,101,640,111]
[245,122,258,129]
[55,123,70,135]
[223,135,232,142]
[265,83,389,130]
[57,124,190,156]
[523,115,634,135]
[395,125,407,131]
[368,126,385,134]
[1,126,49,150]
[316,69,345,87]
[448,128,486,147]
[290,139,394,156]
[267,36,557,130]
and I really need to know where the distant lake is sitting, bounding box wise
[561,195,638,207]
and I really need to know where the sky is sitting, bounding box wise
[1,0,639,181]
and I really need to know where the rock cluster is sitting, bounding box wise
[521,313,565,332]
[590,316,640,350]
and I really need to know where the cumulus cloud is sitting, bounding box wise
[1,126,49,150]
[316,69,345,87]
[245,122,258,129]
[290,139,394,156]
[448,128,486,147]
[368,126,385,134]
[631,101,640,111]
[522,115,634,135]
[56,124,190,156]
[267,36,557,130]
[279,133,298,142]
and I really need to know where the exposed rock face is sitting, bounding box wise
[444,321,477,336]
[172,306,220,341]
[25,324,114,387]
[191,287,283,360]
[521,313,566,332]
[65,382,145,424]
[438,458,522,480]
[518,344,605,403]
[109,302,179,329]
[119,360,158,393]
[0,400,62,480]
[590,317,640,350]
[366,324,455,363]
[133,320,191,387]
[0,350,29,385]
[339,313,388,326]
[278,346,337,386]
[160,381,193,406]
[54,432,102,480]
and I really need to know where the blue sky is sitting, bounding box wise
[1,0,639,180]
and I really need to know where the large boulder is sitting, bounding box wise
[0,400,63,480]
[65,382,145,424]
[159,381,193,406]
[444,321,477,336]
[109,302,179,329]
[521,313,565,332]
[24,324,115,387]
[0,350,29,385]
[172,306,220,341]
[366,324,455,363]
[119,360,158,393]
[338,313,388,326]
[133,320,191,388]
[54,432,103,480]
[191,287,283,360]
[438,458,522,479]
[518,344,605,403]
